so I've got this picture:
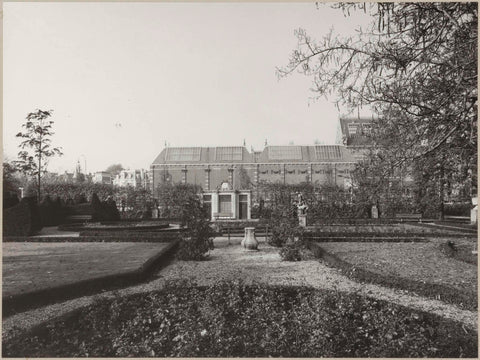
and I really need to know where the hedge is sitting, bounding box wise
[3,197,42,236]
[39,196,66,226]
[305,237,428,243]
[3,282,476,357]
[308,242,477,311]
[3,234,181,243]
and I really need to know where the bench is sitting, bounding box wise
[395,213,422,222]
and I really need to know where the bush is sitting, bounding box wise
[91,193,120,222]
[444,202,471,216]
[176,196,214,261]
[3,282,477,357]
[280,242,302,261]
[73,193,88,204]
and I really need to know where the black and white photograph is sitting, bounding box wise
[2,1,478,357]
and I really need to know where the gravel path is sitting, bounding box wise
[3,237,477,341]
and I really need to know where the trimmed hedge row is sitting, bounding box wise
[3,233,181,243]
[3,198,42,236]
[3,282,476,357]
[307,242,477,311]
[303,231,476,238]
[309,218,410,225]
[306,237,428,243]
[58,223,170,232]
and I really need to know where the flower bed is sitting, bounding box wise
[2,282,476,358]
[308,242,477,311]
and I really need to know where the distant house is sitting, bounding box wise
[113,169,150,189]
[93,172,113,185]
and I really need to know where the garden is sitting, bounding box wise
[2,183,478,357]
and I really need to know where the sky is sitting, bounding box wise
[3,2,373,174]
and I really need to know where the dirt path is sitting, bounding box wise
[3,237,477,341]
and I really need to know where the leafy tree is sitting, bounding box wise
[14,110,63,199]
[279,3,477,218]
[105,164,124,176]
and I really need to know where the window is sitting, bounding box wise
[218,195,232,214]
[348,123,359,135]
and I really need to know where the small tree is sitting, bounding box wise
[14,110,63,200]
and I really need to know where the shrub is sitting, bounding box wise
[73,193,88,204]
[175,190,214,261]
[91,193,120,222]
[280,242,302,261]
[444,202,471,216]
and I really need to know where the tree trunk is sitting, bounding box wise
[38,156,41,201]
[438,157,445,221]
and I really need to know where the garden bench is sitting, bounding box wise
[394,213,422,222]
[65,215,92,223]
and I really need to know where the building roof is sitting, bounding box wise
[151,145,356,165]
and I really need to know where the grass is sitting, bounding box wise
[2,242,171,298]
[310,241,477,310]
[3,282,477,358]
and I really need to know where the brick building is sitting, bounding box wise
[150,144,357,193]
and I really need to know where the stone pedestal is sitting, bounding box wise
[298,214,307,227]
[241,227,258,250]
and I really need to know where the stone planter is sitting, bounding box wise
[241,227,258,250]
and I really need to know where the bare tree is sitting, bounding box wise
[278,3,477,170]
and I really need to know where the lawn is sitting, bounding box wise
[315,240,477,309]
[2,242,170,298]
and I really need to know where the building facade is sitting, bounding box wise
[113,169,150,189]
[150,145,358,194]
[93,171,113,185]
